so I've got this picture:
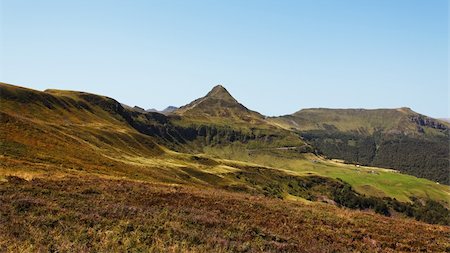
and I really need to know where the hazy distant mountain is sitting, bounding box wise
[161,106,177,114]
[117,105,179,114]
[145,106,178,114]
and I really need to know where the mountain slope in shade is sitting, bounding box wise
[173,85,264,124]
[270,108,450,184]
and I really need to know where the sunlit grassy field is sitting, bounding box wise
[204,146,450,205]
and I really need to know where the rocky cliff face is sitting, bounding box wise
[408,115,448,131]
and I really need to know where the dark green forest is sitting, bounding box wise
[301,131,449,184]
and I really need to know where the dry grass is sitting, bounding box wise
[1,175,448,252]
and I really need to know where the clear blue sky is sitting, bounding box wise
[1,0,448,117]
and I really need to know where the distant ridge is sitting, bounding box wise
[161,106,178,114]
[145,106,178,114]
[273,107,449,134]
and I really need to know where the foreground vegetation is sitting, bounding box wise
[1,175,449,252]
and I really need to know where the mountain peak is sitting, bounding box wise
[210,84,226,91]
[172,84,264,121]
[205,85,235,101]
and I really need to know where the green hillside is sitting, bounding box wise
[169,85,306,151]
[271,108,450,184]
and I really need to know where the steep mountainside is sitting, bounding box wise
[173,85,264,123]
[271,108,450,184]
[169,85,306,151]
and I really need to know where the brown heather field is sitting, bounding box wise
[0,175,449,253]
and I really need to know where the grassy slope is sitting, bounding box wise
[270,108,450,184]
[204,147,450,205]
[0,83,167,178]
[1,175,449,252]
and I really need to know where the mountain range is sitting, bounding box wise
[1,82,449,251]
[146,85,450,184]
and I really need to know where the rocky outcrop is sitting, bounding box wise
[408,115,448,131]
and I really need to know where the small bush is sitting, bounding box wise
[81,188,101,195]
[13,199,38,213]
